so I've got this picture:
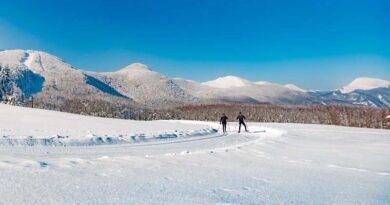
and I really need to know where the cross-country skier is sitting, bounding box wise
[220,113,228,134]
[236,112,247,133]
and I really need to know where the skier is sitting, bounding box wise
[236,112,248,133]
[220,113,228,134]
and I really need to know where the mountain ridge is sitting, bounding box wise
[0,49,389,108]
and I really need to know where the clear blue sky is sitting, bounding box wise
[0,0,389,90]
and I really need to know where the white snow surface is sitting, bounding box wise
[88,63,197,105]
[198,76,307,104]
[116,62,153,73]
[284,83,306,92]
[340,77,390,93]
[202,76,252,88]
[0,104,213,145]
[254,81,271,85]
[1,103,390,204]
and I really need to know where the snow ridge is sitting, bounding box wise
[284,84,306,92]
[340,77,390,93]
[203,76,252,88]
[0,128,217,146]
[1,49,390,108]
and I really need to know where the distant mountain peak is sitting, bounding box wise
[119,63,152,72]
[340,77,390,93]
[202,75,252,88]
[1,49,389,108]
[255,81,271,85]
[0,49,76,74]
[284,84,306,92]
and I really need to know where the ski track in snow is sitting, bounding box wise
[1,124,389,205]
[0,105,389,204]
[0,128,218,146]
[0,126,279,168]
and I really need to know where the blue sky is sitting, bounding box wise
[0,0,389,90]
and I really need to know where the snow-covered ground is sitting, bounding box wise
[0,104,389,204]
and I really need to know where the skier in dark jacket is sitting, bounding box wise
[236,112,247,133]
[220,113,228,134]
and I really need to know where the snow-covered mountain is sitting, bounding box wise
[206,80,311,104]
[309,87,390,108]
[0,50,389,108]
[284,84,306,92]
[202,76,252,88]
[200,76,390,108]
[87,63,199,107]
[339,77,390,93]
[306,77,390,108]
[255,81,271,86]
[0,50,129,103]
[178,76,312,105]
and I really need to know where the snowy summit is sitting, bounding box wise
[117,63,153,73]
[0,49,389,108]
[202,76,252,88]
[340,77,390,93]
[284,84,306,92]
[255,81,271,85]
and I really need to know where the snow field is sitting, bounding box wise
[0,104,389,204]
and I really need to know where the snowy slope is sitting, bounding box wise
[307,77,390,107]
[198,76,390,107]
[88,63,199,107]
[213,83,311,104]
[0,50,128,101]
[340,77,390,93]
[255,81,271,85]
[1,50,389,108]
[309,87,390,108]
[0,104,389,204]
[0,104,213,145]
[171,78,223,102]
[0,50,45,101]
[201,76,313,104]
[202,75,252,88]
[284,83,306,92]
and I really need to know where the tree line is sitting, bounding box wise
[14,97,389,129]
[170,104,390,129]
